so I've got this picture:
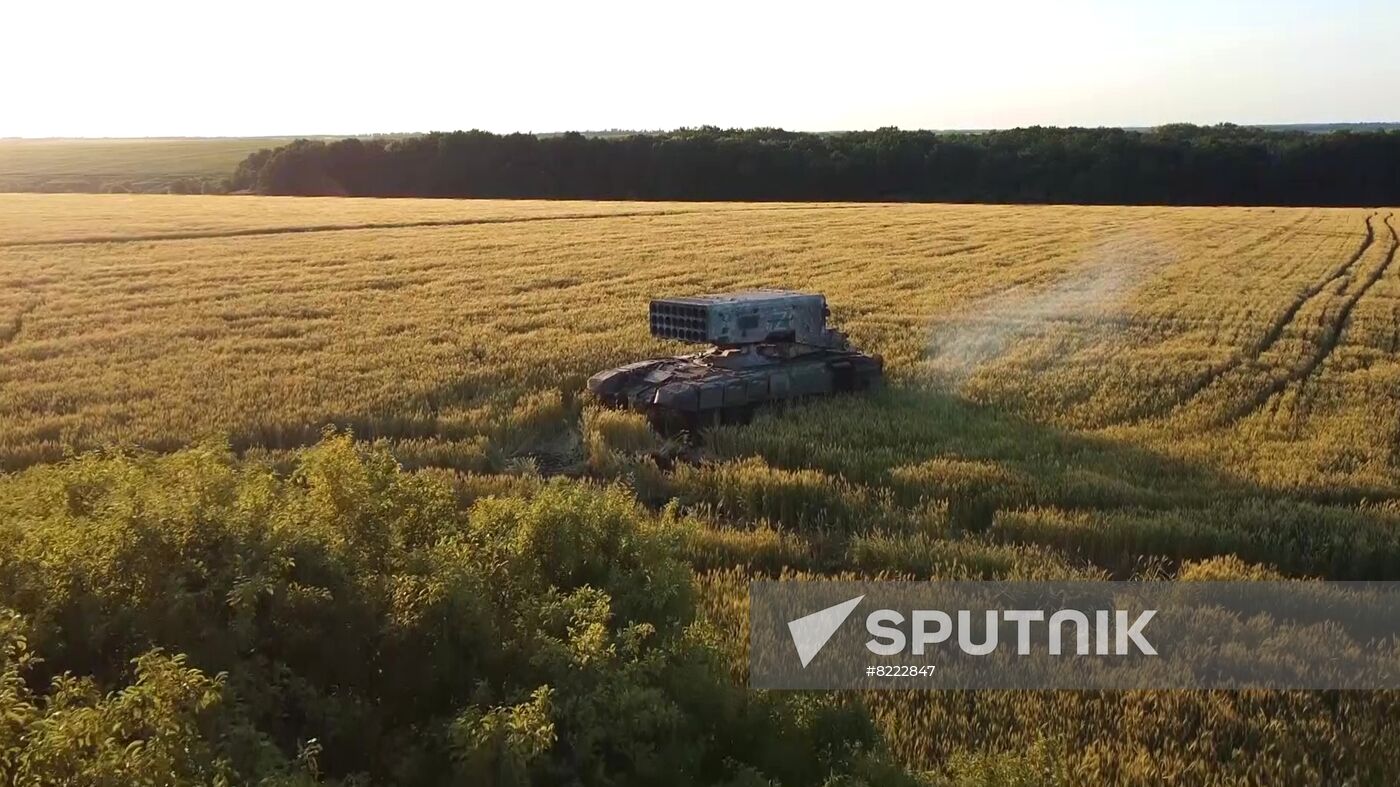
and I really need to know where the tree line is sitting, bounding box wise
[230,125,1400,206]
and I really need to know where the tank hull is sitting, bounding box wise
[587,348,883,430]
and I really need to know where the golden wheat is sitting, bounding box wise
[6,193,1400,782]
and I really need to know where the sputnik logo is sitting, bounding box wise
[787,595,864,667]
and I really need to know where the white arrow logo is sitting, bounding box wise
[787,595,864,668]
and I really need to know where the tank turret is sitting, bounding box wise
[588,290,883,431]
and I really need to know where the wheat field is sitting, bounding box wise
[4,194,1400,782]
[0,137,308,193]
[4,197,1398,491]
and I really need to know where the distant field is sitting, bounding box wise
[0,193,759,245]
[5,194,1400,781]
[0,136,297,192]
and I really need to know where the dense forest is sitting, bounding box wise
[230,125,1400,206]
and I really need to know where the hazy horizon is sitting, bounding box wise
[6,120,1400,142]
[8,0,1399,138]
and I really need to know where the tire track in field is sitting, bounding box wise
[0,299,40,346]
[1225,212,1399,423]
[1250,214,1377,358]
[0,209,697,248]
[0,203,875,249]
[1126,212,1377,423]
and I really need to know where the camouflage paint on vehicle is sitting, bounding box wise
[589,291,883,430]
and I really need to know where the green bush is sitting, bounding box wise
[0,609,300,785]
[0,436,908,786]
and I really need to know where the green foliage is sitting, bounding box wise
[232,126,1400,206]
[448,686,554,786]
[0,612,298,786]
[0,436,904,785]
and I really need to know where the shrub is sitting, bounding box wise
[0,436,908,785]
[0,611,299,785]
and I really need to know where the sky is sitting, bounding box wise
[5,0,1399,137]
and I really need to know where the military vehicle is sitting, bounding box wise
[587,291,883,431]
